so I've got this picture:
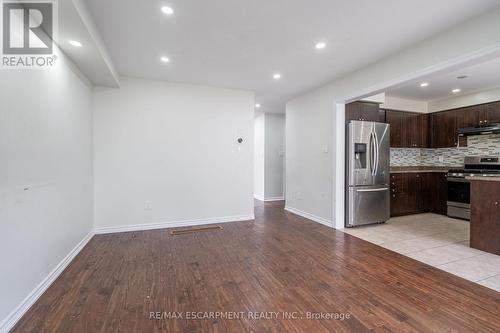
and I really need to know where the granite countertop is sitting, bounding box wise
[390,166,453,174]
[466,176,500,182]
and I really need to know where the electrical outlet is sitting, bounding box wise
[144,201,152,210]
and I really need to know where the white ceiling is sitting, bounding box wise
[387,56,500,102]
[56,0,119,87]
[84,0,500,113]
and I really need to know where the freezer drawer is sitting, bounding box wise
[346,186,390,227]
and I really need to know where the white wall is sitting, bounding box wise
[286,6,500,229]
[429,86,500,112]
[254,111,265,200]
[382,96,429,113]
[0,52,94,328]
[264,113,285,200]
[93,77,255,231]
[286,88,333,225]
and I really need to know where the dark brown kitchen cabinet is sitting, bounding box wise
[345,101,382,122]
[405,113,429,148]
[390,173,430,217]
[390,172,447,217]
[428,172,448,215]
[404,113,419,148]
[406,173,425,213]
[386,110,405,148]
[485,101,500,124]
[431,111,457,148]
[390,173,407,216]
[456,105,482,129]
[470,180,500,255]
[385,110,429,148]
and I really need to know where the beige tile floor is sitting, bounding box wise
[343,213,500,292]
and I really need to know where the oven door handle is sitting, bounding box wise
[447,177,470,183]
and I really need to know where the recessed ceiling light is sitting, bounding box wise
[160,56,170,63]
[255,104,261,108]
[273,73,281,80]
[457,75,468,79]
[69,40,82,47]
[315,42,326,50]
[420,82,429,87]
[452,88,461,93]
[161,6,174,15]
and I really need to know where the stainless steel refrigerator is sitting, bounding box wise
[345,121,390,227]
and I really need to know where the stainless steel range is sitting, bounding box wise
[447,156,500,220]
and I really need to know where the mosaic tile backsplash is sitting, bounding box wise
[390,134,500,167]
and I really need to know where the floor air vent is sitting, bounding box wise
[170,225,223,235]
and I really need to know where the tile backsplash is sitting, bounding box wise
[390,134,500,167]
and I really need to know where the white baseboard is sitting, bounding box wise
[94,214,255,235]
[0,231,94,333]
[263,197,284,202]
[254,196,265,201]
[284,206,333,228]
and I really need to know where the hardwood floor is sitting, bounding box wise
[13,201,500,332]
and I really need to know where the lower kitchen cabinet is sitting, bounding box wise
[390,172,447,217]
[428,172,448,215]
[470,180,500,255]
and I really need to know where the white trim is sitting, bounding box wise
[333,103,346,230]
[94,214,255,235]
[284,206,333,228]
[0,231,94,333]
[263,196,284,202]
[254,195,265,201]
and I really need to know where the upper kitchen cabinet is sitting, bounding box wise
[456,105,482,129]
[485,101,500,124]
[405,113,429,148]
[456,102,500,128]
[386,110,405,147]
[431,110,457,148]
[345,101,383,122]
[385,110,429,148]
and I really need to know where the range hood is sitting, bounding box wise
[458,123,500,136]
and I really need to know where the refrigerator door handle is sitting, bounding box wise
[369,132,375,176]
[374,130,380,176]
[356,187,389,192]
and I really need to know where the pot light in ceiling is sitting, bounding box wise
[160,56,170,63]
[161,6,174,15]
[255,104,261,108]
[273,73,281,80]
[420,82,429,87]
[315,42,326,50]
[452,88,461,93]
[69,40,82,47]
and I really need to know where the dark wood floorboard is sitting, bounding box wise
[12,201,500,332]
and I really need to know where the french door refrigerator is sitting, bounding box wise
[345,121,390,227]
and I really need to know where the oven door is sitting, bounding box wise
[447,177,471,220]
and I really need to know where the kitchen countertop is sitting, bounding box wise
[390,166,453,174]
[466,176,500,182]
